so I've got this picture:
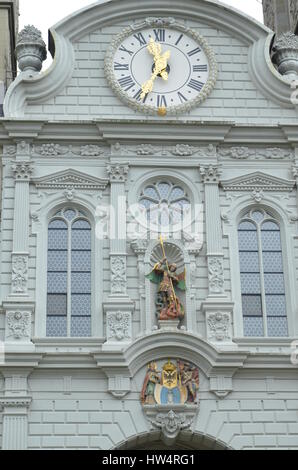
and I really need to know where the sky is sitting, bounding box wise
[18,0,264,68]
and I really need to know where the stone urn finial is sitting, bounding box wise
[272,31,298,80]
[15,25,47,72]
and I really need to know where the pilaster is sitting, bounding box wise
[4,141,35,350]
[199,165,225,298]
[103,164,134,349]
[200,165,235,347]
[0,369,32,450]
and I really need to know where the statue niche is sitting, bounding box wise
[146,239,186,326]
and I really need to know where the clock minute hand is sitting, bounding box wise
[140,39,171,99]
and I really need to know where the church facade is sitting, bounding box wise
[0,0,298,450]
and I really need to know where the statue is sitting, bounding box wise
[146,237,186,321]
[141,362,160,405]
[141,359,199,405]
[177,360,199,403]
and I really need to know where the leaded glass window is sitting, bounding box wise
[139,181,190,232]
[238,209,288,337]
[47,208,91,337]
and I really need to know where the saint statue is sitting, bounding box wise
[141,362,160,405]
[146,237,186,321]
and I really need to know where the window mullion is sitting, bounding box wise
[67,221,72,337]
[257,224,267,337]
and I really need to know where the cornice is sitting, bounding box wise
[0,120,297,145]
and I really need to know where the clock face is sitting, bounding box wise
[105,19,218,115]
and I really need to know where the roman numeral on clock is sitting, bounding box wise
[114,62,129,71]
[133,33,147,46]
[187,79,204,92]
[193,64,208,72]
[133,89,148,102]
[119,45,134,56]
[157,95,167,107]
[118,75,135,91]
[153,29,166,42]
[188,47,202,57]
[175,34,183,46]
[177,92,188,103]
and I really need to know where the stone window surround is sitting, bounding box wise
[223,197,297,339]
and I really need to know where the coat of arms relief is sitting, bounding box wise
[140,359,200,445]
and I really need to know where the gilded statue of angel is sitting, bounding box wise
[146,237,186,321]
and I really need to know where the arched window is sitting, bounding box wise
[238,209,288,337]
[47,208,91,337]
[139,181,190,233]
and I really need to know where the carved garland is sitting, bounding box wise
[104,17,218,115]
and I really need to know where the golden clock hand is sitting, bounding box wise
[140,40,171,99]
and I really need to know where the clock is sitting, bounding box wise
[104,18,218,116]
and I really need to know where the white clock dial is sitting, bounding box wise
[105,19,217,115]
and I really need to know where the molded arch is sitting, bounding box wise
[122,331,247,377]
[128,167,200,209]
[113,430,233,450]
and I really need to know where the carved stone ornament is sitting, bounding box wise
[150,410,193,444]
[6,311,31,340]
[218,146,294,160]
[207,312,232,342]
[12,163,33,181]
[208,257,224,295]
[12,256,28,294]
[113,142,216,158]
[15,25,47,72]
[107,311,132,342]
[33,143,106,157]
[104,17,217,116]
[107,164,129,182]
[111,256,127,294]
[272,31,298,79]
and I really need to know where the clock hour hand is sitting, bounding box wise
[140,39,171,99]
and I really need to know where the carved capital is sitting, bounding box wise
[0,397,32,409]
[107,164,129,182]
[12,163,33,181]
[200,165,220,184]
[131,239,148,256]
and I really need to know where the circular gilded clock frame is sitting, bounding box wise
[104,17,218,116]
